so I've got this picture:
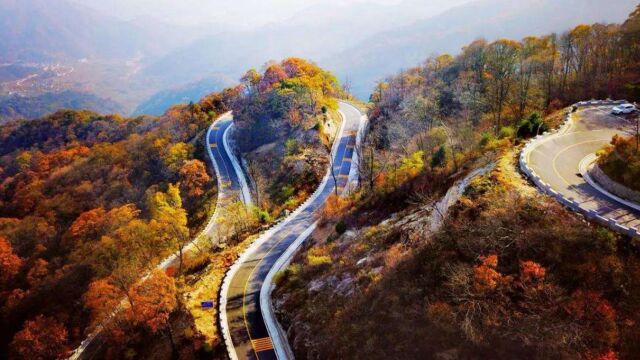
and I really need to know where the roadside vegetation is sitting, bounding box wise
[117,58,346,359]
[2,3,640,359]
[276,149,639,359]
[598,134,640,192]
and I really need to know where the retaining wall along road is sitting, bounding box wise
[589,164,640,205]
[519,99,640,239]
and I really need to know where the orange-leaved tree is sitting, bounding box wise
[179,159,211,199]
[0,236,22,285]
[10,315,69,359]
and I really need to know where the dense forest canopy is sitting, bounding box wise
[233,57,341,151]
[0,88,237,359]
[369,7,640,148]
[232,58,344,213]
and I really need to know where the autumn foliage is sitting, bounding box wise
[275,152,640,359]
[0,236,22,284]
[9,315,69,359]
[0,89,234,357]
[233,58,342,213]
[598,134,640,192]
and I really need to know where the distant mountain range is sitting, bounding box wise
[132,76,234,116]
[0,0,637,111]
[136,0,640,100]
[0,91,123,123]
[0,0,207,63]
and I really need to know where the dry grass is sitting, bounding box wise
[544,107,569,129]
[181,234,258,350]
[494,148,537,197]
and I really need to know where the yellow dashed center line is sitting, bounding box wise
[552,139,610,186]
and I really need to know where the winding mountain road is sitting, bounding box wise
[221,102,364,360]
[525,104,640,231]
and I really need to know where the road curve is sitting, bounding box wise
[68,112,250,360]
[526,104,640,231]
[222,102,364,360]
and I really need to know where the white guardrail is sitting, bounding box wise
[218,101,366,360]
[519,99,640,239]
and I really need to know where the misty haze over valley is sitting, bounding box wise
[0,0,636,118]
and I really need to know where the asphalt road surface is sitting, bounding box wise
[527,105,640,230]
[205,112,249,207]
[224,102,362,360]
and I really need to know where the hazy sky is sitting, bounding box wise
[70,0,467,28]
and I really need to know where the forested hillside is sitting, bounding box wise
[368,6,639,140]
[274,6,640,360]
[0,56,346,359]
[0,88,236,359]
[232,58,344,215]
[329,0,639,98]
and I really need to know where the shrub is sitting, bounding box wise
[256,208,271,223]
[285,138,299,155]
[183,253,211,275]
[274,264,302,287]
[517,112,548,138]
[279,185,295,202]
[480,132,495,147]
[598,134,640,191]
[307,254,332,267]
[498,126,515,139]
[431,146,447,169]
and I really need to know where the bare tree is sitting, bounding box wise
[439,121,460,172]
[357,130,391,191]
[246,157,267,208]
[324,142,339,196]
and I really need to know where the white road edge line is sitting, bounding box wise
[260,221,318,360]
[520,99,640,239]
[223,122,253,206]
